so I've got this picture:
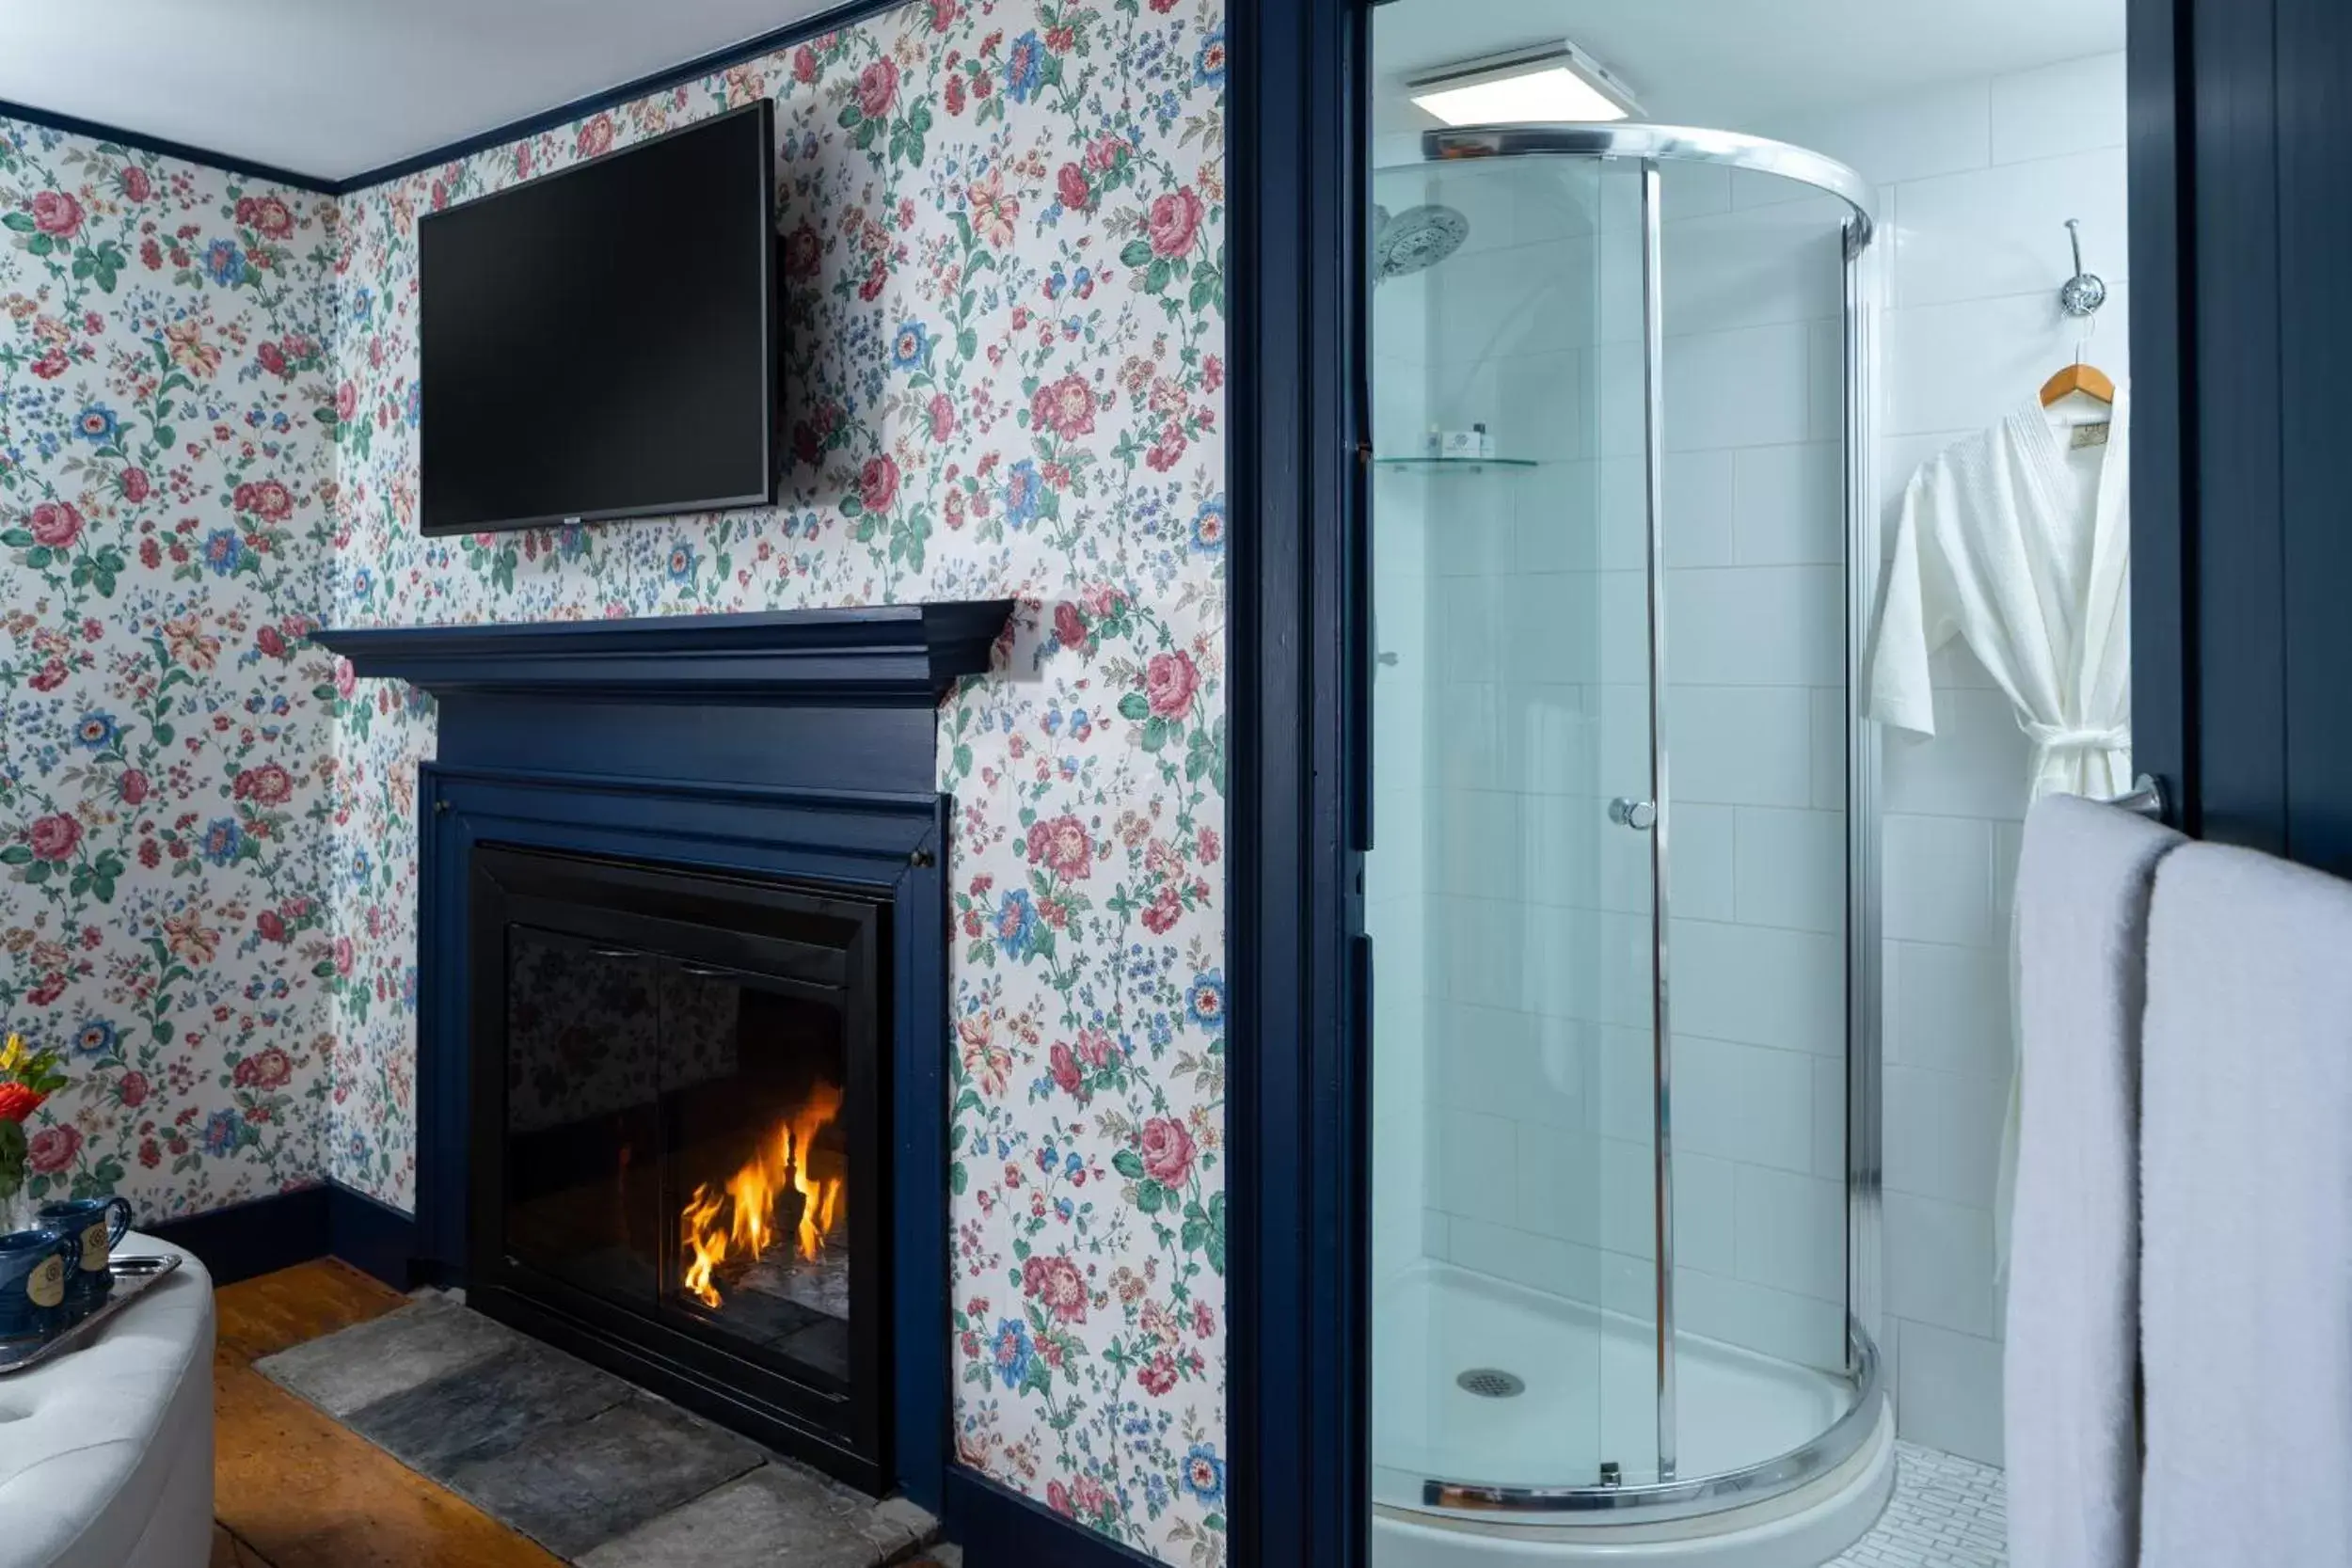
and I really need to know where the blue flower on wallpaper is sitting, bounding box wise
[891,321,930,369]
[201,818,245,865]
[349,564,374,598]
[352,847,371,883]
[1185,970,1225,1032]
[1006,30,1046,102]
[992,1318,1035,1389]
[405,383,422,426]
[349,285,373,324]
[203,239,247,287]
[202,529,244,575]
[993,889,1042,959]
[201,1108,245,1158]
[73,711,119,750]
[1191,498,1225,554]
[1197,25,1227,85]
[72,404,119,445]
[665,546,695,582]
[1181,1444,1225,1504]
[72,1019,116,1059]
[1002,459,1043,529]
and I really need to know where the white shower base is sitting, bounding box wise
[1374,1260,1893,1566]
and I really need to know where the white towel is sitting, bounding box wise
[2004,794,2180,1568]
[2140,843,2352,1567]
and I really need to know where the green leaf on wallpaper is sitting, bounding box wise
[312,960,336,980]
[22,863,50,885]
[1117,692,1150,721]
[0,529,33,548]
[836,104,862,129]
[151,1021,171,1044]
[956,327,977,357]
[949,1162,968,1196]
[1136,1179,1165,1214]
[154,425,175,450]
[1145,257,1173,294]
[1189,271,1217,313]
[1112,1148,1145,1180]
[1140,715,1170,752]
[1184,725,1215,783]
[1,213,34,232]
[0,846,31,866]
[1119,238,1152,270]
[25,233,53,258]
[952,741,973,778]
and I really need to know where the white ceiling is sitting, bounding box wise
[0,0,838,183]
[1375,0,2127,134]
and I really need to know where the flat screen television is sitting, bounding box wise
[418,100,776,536]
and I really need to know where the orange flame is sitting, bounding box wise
[678,1080,846,1310]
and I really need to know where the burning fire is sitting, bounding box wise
[681,1083,846,1309]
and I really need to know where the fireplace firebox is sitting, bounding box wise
[468,845,891,1481]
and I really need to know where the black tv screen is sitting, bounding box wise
[418,100,776,536]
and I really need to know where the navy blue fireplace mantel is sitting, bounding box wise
[310,599,1014,1511]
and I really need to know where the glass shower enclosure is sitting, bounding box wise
[1366,124,1886,1538]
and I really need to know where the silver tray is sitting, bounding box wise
[0,1253,184,1374]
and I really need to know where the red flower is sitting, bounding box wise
[859,455,899,514]
[1197,826,1221,863]
[1020,1253,1089,1323]
[25,1125,78,1175]
[31,348,68,379]
[577,113,615,159]
[1025,814,1092,881]
[119,1071,150,1109]
[334,381,358,423]
[1053,602,1086,647]
[28,191,83,239]
[1046,1481,1073,1516]
[256,626,286,657]
[928,392,956,443]
[0,1085,45,1124]
[1141,884,1181,933]
[1146,187,1204,259]
[256,341,288,378]
[857,58,898,119]
[26,814,81,863]
[928,0,961,30]
[783,224,820,280]
[119,769,151,806]
[1138,1353,1179,1396]
[945,74,967,116]
[232,479,294,521]
[1143,650,1199,719]
[1029,373,1095,440]
[1138,1116,1197,1185]
[1049,1041,1086,1098]
[792,45,820,84]
[28,500,83,548]
[120,166,152,202]
[233,1047,293,1089]
[255,911,287,943]
[118,467,151,503]
[332,937,355,976]
[233,763,295,806]
[1057,164,1092,212]
[235,194,295,239]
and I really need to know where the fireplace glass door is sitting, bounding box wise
[469,846,889,1481]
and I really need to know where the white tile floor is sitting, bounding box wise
[1828,1440,2007,1566]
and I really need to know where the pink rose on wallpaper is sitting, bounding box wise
[577,113,615,159]
[119,166,151,202]
[927,392,955,443]
[233,763,295,806]
[1021,1253,1088,1323]
[233,479,294,521]
[1143,649,1200,719]
[859,455,898,514]
[782,224,820,281]
[1048,1041,1086,1099]
[256,625,286,657]
[791,44,819,84]
[28,500,83,548]
[332,657,358,702]
[234,194,295,239]
[255,910,286,943]
[26,814,81,863]
[928,0,961,30]
[118,769,150,807]
[1025,814,1092,881]
[28,191,83,239]
[233,1048,293,1090]
[118,1071,149,1110]
[1053,602,1086,648]
[1138,1116,1197,1185]
[1030,373,1094,440]
[1147,187,1204,259]
[331,936,355,976]
[1138,1352,1179,1396]
[1056,164,1091,212]
[26,1126,79,1176]
[857,57,898,119]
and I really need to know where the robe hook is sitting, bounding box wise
[2059,217,2107,318]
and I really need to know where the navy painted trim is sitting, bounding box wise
[334,0,914,193]
[0,98,340,194]
[146,1185,330,1285]
[941,1467,1164,1568]
[1225,0,1369,1562]
[328,1182,422,1291]
[313,602,1013,706]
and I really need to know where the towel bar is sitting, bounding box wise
[2103,773,2169,823]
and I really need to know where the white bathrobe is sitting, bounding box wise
[1867,388,2132,1267]
[1867,388,2132,800]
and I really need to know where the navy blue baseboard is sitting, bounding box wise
[941,1466,1164,1568]
[146,1180,419,1290]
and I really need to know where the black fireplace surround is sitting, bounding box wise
[315,603,1011,1502]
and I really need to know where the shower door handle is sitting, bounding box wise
[1609,798,1657,832]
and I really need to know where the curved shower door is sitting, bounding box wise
[1366,150,1664,1501]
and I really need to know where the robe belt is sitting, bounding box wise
[2025,721,2131,754]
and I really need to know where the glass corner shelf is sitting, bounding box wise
[1372,455,1539,471]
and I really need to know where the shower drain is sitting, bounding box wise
[1455,1368,1525,1400]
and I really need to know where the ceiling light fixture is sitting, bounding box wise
[1406,42,1640,127]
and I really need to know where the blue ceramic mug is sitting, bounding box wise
[35,1196,132,1307]
[0,1228,74,1338]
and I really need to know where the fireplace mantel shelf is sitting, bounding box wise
[312,601,1016,705]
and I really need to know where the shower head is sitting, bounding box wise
[1374,203,1469,280]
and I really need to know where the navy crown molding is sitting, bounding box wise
[311,602,1014,706]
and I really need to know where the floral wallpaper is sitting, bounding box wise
[0,116,342,1222]
[322,0,1229,1560]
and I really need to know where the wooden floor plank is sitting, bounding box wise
[213,1259,407,1367]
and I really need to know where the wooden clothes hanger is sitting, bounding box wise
[2040,359,2116,408]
